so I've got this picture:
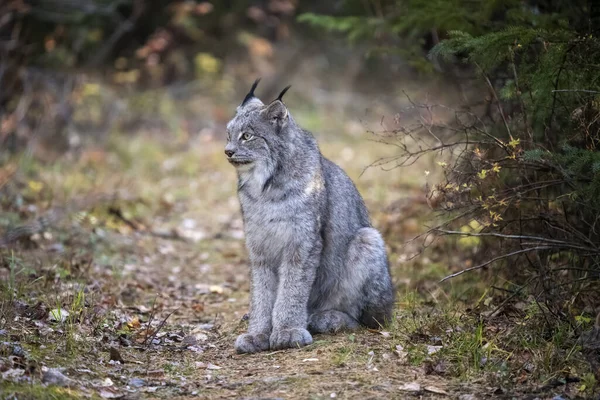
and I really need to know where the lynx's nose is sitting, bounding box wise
[225,149,235,158]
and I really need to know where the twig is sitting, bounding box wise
[474,61,514,145]
[434,229,597,252]
[551,89,600,94]
[439,246,553,283]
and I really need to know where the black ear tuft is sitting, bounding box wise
[276,85,292,102]
[241,78,261,106]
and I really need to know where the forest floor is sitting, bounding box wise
[0,130,594,399]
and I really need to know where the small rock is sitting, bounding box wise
[430,336,443,345]
[42,368,72,387]
[523,362,535,373]
[99,388,124,398]
[11,344,26,357]
[426,345,443,355]
[49,308,69,323]
[182,335,198,346]
[128,377,146,388]
[2,368,25,381]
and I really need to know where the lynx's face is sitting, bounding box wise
[224,81,290,171]
[225,103,275,170]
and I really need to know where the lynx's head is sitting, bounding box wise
[224,79,292,171]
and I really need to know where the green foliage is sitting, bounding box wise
[301,0,600,331]
[297,14,382,42]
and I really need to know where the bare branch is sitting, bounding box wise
[439,246,553,283]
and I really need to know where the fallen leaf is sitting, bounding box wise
[395,344,408,361]
[127,317,141,330]
[302,358,319,362]
[206,363,222,370]
[399,382,421,392]
[425,386,449,395]
[380,331,391,338]
[146,370,165,378]
[99,388,124,399]
[95,377,114,387]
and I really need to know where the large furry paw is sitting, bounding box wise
[235,333,270,354]
[308,310,359,334]
[269,328,313,350]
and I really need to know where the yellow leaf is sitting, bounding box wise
[28,180,43,193]
[468,220,482,231]
[194,53,221,75]
[127,317,141,330]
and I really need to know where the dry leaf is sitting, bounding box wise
[424,386,449,395]
[399,382,421,392]
[127,317,141,330]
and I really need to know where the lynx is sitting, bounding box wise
[225,79,394,353]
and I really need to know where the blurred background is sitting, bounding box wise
[0,0,465,160]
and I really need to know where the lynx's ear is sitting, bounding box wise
[262,85,291,128]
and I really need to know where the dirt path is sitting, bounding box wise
[1,136,468,399]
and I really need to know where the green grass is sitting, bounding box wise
[1,383,92,400]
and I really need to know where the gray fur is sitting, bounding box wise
[225,83,394,353]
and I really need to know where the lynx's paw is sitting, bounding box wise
[269,328,313,350]
[270,328,312,350]
[235,333,270,354]
[309,310,359,333]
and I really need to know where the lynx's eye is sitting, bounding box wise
[241,132,253,141]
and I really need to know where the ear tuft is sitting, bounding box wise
[276,85,291,102]
[241,78,261,106]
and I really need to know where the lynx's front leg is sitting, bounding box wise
[270,240,321,350]
[235,262,277,353]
